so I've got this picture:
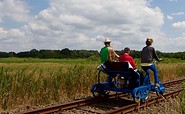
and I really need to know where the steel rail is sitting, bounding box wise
[104,89,182,114]
[19,92,125,114]
[19,76,185,114]
[163,76,185,87]
[20,97,97,114]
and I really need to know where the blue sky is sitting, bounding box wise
[151,0,185,37]
[0,0,185,52]
[27,0,49,15]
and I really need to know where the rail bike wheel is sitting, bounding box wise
[154,83,165,96]
[133,87,150,102]
[155,87,164,96]
[133,90,141,102]
[91,84,109,97]
[142,88,149,101]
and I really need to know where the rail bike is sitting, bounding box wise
[91,61,165,102]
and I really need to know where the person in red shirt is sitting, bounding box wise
[118,47,143,88]
[118,47,136,69]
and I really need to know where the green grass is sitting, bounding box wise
[0,57,184,112]
[0,62,99,110]
[0,57,184,64]
[0,57,100,64]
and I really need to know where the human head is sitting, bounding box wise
[146,38,153,46]
[104,38,111,46]
[123,47,130,53]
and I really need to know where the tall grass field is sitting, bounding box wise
[0,57,185,113]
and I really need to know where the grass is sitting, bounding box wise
[0,57,97,64]
[0,57,184,113]
[0,62,99,110]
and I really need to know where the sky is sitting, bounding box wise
[0,0,185,53]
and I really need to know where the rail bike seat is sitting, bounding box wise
[97,61,141,88]
[97,61,135,76]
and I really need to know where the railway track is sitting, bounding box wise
[105,89,182,114]
[19,77,185,114]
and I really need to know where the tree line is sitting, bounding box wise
[0,48,185,60]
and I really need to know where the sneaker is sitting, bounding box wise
[155,83,160,89]
[145,96,148,100]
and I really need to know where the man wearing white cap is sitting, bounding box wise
[100,38,119,63]
[99,38,119,84]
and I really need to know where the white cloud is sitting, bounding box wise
[0,28,7,33]
[0,0,33,23]
[23,0,164,51]
[171,12,185,16]
[0,0,184,52]
[167,15,173,20]
[182,32,185,37]
[172,21,185,29]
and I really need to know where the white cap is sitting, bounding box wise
[104,38,111,43]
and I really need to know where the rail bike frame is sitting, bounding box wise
[91,62,165,102]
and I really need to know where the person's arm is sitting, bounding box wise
[115,52,120,58]
[108,48,113,62]
[108,48,118,62]
[153,48,160,62]
[130,57,137,69]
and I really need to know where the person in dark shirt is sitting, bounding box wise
[141,38,161,87]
